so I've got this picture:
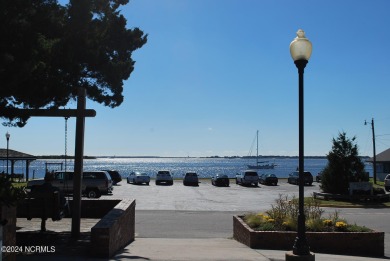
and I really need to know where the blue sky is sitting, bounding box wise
[2,0,390,157]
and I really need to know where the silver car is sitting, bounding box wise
[385,174,390,192]
[127,172,150,185]
[156,170,173,185]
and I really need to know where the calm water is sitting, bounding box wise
[3,157,373,180]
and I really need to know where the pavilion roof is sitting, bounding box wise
[0,149,37,161]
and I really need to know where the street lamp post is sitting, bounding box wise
[5,132,10,175]
[288,29,314,259]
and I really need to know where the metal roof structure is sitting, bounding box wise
[0,148,37,161]
[0,148,37,181]
[366,148,390,163]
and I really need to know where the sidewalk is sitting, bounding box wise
[16,219,388,261]
[16,237,387,261]
[117,238,388,261]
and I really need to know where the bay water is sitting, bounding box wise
[6,157,373,180]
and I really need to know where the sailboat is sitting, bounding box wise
[247,130,276,170]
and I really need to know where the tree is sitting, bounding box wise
[321,132,367,194]
[0,0,147,126]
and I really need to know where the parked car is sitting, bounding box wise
[385,174,390,192]
[27,170,113,198]
[236,170,259,186]
[287,171,313,186]
[183,172,199,186]
[82,171,114,197]
[259,173,278,186]
[211,174,229,187]
[103,170,122,185]
[316,172,323,183]
[156,170,173,185]
[127,172,150,185]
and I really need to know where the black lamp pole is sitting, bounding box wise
[292,59,310,256]
[288,29,313,259]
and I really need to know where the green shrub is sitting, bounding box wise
[306,218,324,232]
[321,132,366,195]
[243,194,372,232]
[255,222,275,231]
[347,224,372,232]
[281,217,297,231]
[244,213,263,228]
[0,175,26,207]
[373,187,385,195]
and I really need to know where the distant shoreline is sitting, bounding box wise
[36,155,370,160]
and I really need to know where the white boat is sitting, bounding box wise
[247,130,276,170]
[247,163,276,169]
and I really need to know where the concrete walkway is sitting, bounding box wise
[16,218,388,261]
[117,238,388,261]
[16,237,388,261]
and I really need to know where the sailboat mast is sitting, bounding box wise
[256,130,259,167]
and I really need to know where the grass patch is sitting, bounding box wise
[12,182,27,188]
[305,196,390,208]
[370,178,384,187]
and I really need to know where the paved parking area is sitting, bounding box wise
[102,179,320,212]
[17,179,390,258]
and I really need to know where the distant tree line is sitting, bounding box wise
[37,155,96,159]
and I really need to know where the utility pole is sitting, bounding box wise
[365,118,377,184]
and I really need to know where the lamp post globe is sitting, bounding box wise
[290,29,312,62]
[289,29,313,258]
[5,132,10,175]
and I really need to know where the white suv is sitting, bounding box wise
[385,174,390,192]
[156,170,173,185]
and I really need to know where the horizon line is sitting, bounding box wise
[36,155,371,159]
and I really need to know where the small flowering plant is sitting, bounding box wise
[243,194,372,233]
[335,221,348,231]
[323,219,333,227]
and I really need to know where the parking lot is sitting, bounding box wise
[101,179,390,257]
[102,179,320,212]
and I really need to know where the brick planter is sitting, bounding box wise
[233,215,384,257]
[17,199,136,258]
[90,199,136,258]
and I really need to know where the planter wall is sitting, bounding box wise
[17,199,136,258]
[233,215,384,257]
[91,199,136,258]
[1,205,16,261]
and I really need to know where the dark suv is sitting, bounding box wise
[103,170,122,185]
[287,171,313,186]
[27,171,114,198]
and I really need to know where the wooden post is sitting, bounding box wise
[71,87,86,239]
[0,92,96,238]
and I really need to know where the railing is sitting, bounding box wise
[0,173,24,182]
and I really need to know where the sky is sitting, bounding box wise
[2,0,390,157]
